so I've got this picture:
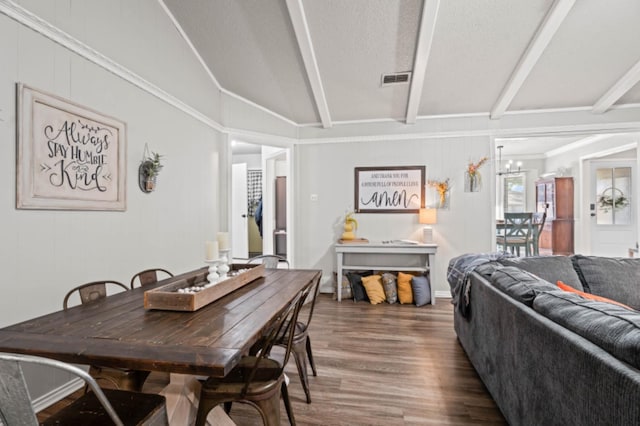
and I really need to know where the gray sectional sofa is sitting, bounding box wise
[448,254,640,426]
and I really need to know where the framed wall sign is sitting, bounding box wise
[16,84,126,211]
[355,166,425,213]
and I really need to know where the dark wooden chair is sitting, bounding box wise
[278,274,321,403]
[247,254,289,269]
[195,287,309,426]
[497,212,534,257]
[130,268,174,289]
[0,352,167,426]
[63,281,150,392]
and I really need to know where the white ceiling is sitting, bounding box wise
[161,0,640,129]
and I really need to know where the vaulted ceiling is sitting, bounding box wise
[161,0,640,131]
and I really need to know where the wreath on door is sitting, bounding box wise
[598,187,629,213]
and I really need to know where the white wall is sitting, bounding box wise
[294,136,493,295]
[0,0,226,398]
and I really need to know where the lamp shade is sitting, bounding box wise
[419,208,437,224]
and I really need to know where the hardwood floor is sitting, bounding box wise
[38,295,506,425]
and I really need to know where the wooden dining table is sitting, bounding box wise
[0,267,321,379]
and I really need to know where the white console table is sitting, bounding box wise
[335,242,438,304]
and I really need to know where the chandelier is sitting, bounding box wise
[496,145,524,176]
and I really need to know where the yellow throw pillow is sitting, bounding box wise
[397,272,414,304]
[361,275,386,304]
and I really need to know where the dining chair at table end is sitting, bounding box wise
[247,254,290,269]
[496,212,534,257]
[0,352,168,426]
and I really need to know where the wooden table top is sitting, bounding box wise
[0,268,321,378]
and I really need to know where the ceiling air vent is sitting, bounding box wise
[381,72,412,86]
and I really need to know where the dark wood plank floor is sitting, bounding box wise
[38,295,506,425]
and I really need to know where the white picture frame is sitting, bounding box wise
[16,84,126,211]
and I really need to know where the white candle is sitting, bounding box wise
[205,241,219,261]
[217,232,230,250]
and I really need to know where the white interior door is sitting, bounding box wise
[231,163,249,259]
[589,159,636,256]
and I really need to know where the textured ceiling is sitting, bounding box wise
[162,0,640,127]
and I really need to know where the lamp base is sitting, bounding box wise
[423,226,433,244]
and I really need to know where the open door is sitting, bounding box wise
[231,163,249,259]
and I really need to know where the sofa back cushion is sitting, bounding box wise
[571,255,640,310]
[498,256,583,291]
[490,267,557,307]
[533,290,640,370]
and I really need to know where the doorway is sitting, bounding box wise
[230,141,291,261]
[587,157,637,256]
[493,133,640,255]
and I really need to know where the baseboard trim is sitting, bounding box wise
[32,377,84,413]
[435,290,451,299]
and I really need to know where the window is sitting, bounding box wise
[503,175,526,213]
[596,167,631,225]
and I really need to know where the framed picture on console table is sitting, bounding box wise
[16,83,126,211]
[355,165,425,213]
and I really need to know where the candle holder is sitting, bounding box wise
[205,259,221,286]
[219,249,231,279]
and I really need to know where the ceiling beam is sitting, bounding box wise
[490,0,575,120]
[285,0,332,128]
[592,58,640,114]
[406,0,440,125]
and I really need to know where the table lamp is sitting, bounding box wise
[419,208,437,243]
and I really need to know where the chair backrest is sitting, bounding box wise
[247,254,289,269]
[130,268,174,289]
[533,211,547,238]
[298,274,322,329]
[503,213,533,238]
[241,288,307,396]
[0,352,124,426]
[63,280,129,310]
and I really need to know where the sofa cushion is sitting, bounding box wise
[533,290,640,370]
[490,267,558,306]
[571,255,640,310]
[498,256,583,291]
[474,261,503,278]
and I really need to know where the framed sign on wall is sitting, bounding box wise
[355,166,425,213]
[16,84,127,211]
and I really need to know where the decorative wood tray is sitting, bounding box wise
[143,263,265,312]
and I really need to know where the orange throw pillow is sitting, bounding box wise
[397,272,414,304]
[361,275,386,305]
[557,281,633,310]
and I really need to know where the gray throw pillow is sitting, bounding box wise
[498,256,583,291]
[381,273,398,304]
[571,255,640,310]
[411,275,431,307]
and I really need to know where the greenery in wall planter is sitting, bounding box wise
[139,150,164,193]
